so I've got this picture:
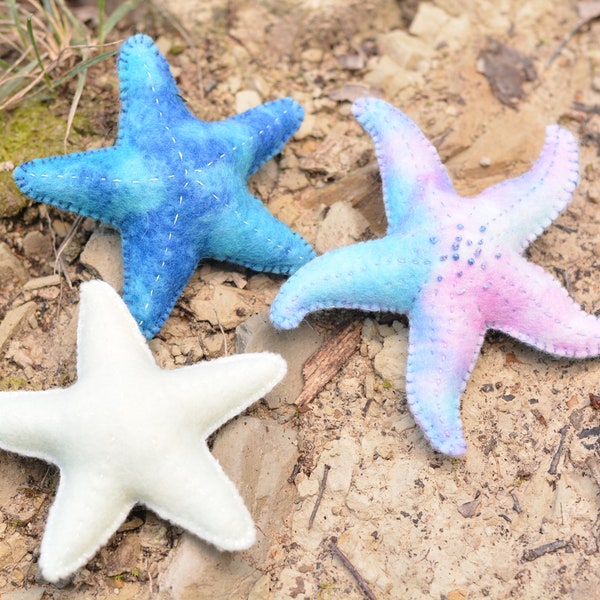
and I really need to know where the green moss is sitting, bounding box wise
[0,99,94,217]
[0,376,30,391]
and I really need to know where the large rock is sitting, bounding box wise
[236,312,323,408]
[158,417,298,599]
[189,284,271,330]
[80,227,124,292]
[314,201,369,254]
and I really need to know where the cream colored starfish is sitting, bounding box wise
[0,281,286,582]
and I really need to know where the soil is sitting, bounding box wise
[1,1,600,599]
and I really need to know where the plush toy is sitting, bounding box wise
[0,280,286,582]
[271,97,600,456]
[14,34,314,338]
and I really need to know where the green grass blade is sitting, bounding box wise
[100,0,142,44]
[7,0,28,48]
[52,48,117,87]
[26,15,53,90]
[97,0,105,45]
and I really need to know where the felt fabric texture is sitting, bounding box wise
[270,97,600,456]
[13,34,315,338]
[0,280,286,583]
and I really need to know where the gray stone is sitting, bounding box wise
[314,201,369,254]
[104,534,142,577]
[409,3,471,51]
[22,274,60,291]
[22,231,52,260]
[80,227,124,292]
[158,417,298,599]
[213,417,298,560]
[189,284,259,330]
[158,535,259,600]
[236,89,262,113]
[0,587,45,600]
[0,302,36,352]
[373,327,409,390]
[236,312,323,408]
[364,56,425,97]
[376,30,433,71]
[0,242,28,285]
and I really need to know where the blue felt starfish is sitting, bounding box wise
[14,34,314,338]
[271,97,600,456]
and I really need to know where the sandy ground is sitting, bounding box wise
[1,0,600,598]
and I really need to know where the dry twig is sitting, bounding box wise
[329,539,378,600]
[548,425,569,475]
[308,463,330,529]
[522,539,570,561]
[548,3,600,66]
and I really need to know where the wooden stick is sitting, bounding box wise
[308,464,330,529]
[329,539,378,600]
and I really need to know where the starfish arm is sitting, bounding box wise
[119,223,201,337]
[0,389,68,462]
[140,445,255,552]
[164,352,287,436]
[116,34,192,144]
[352,98,455,234]
[406,301,487,456]
[206,188,315,275]
[223,98,304,177]
[484,257,600,357]
[13,147,169,228]
[39,466,134,582]
[270,236,432,329]
[480,125,579,251]
[76,281,158,371]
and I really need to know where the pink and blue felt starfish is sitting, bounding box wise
[14,34,314,338]
[270,97,600,456]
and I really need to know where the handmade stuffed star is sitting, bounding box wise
[270,97,600,456]
[0,280,286,582]
[13,34,314,338]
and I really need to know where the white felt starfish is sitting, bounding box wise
[0,281,286,582]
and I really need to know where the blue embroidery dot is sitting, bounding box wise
[480,225,486,233]
[466,240,473,246]
[457,271,463,277]
[452,242,460,251]
[457,224,464,230]
[478,239,484,245]
[468,258,475,265]
[495,252,502,259]
[440,255,448,261]
[429,236,438,244]
[437,275,443,282]
[452,253,460,261]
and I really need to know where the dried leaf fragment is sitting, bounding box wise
[478,38,537,108]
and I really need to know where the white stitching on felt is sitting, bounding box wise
[26,70,303,328]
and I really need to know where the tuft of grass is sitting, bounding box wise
[0,0,142,144]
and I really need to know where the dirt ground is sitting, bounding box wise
[1,0,600,598]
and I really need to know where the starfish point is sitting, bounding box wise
[271,97,600,456]
[0,280,286,582]
[14,34,314,338]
